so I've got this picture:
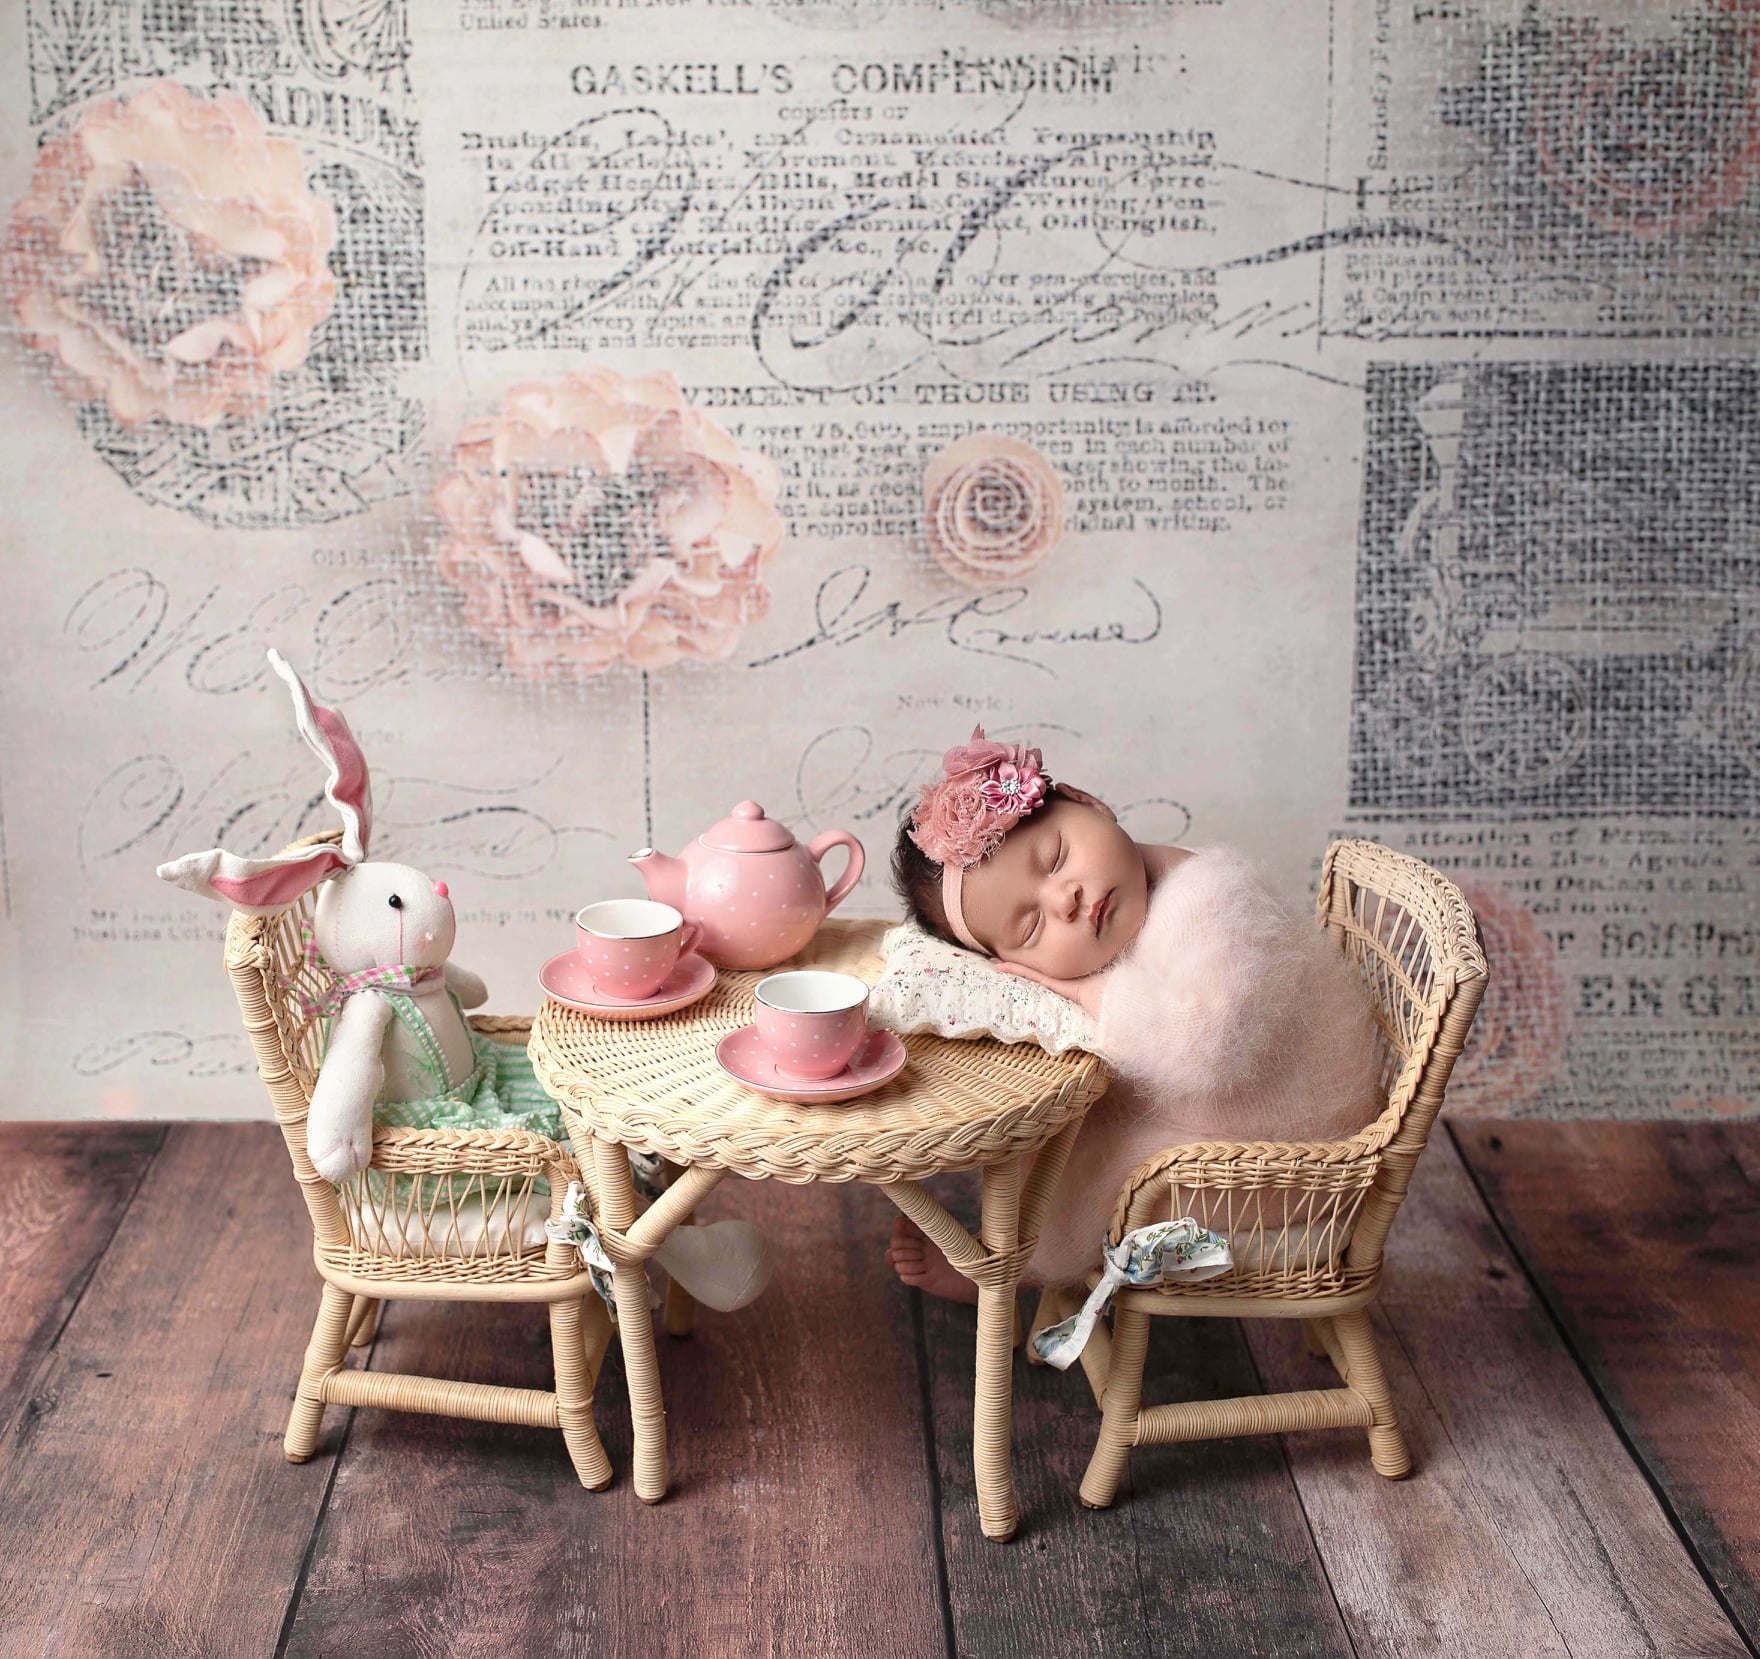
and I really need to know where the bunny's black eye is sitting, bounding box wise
[387,894,404,910]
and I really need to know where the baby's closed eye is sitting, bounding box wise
[1019,835,1065,943]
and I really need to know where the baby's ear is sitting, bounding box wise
[1057,784,1116,823]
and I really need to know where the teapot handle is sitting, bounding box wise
[806,830,865,915]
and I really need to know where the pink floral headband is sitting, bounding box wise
[908,726,1051,953]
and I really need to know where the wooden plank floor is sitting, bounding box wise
[1,1121,1756,1659]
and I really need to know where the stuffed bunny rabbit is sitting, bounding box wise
[156,649,480,1182]
[157,649,772,1313]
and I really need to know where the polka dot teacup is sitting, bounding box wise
[753,970,872,1081]
[575,900,703,1000]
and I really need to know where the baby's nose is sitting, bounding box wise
[432,880,449,898]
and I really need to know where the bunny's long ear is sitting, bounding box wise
[155,839,354,914]
[267,648,372,864]
[155,650,374,914]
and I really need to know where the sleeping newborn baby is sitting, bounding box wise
[885,727,1382,1301]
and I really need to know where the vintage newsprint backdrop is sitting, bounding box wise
[0,0,1755,1118]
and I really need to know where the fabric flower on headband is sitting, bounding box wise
[909,726,1050,869]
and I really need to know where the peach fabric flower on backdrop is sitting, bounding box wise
[3,79,338,429]
[433,369,786,678]
[1531,16,1760,241]
[1446,883,1571,1112]
[922,433,1064,588]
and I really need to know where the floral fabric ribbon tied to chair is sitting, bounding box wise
[544,1180,669,1320]
[1031,1218,1234,1370]
[545,1181,619,1307]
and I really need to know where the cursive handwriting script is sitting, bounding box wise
[72,1029,254,1079]
[747,563,1161,676]
[453,108,1422,394]
[79,751,610,881]
[792,726,938,840]
[64,567,412,697]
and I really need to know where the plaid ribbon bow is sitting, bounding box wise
[282,919,446,1020]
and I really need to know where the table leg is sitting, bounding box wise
[592,1138,669,1504]
[1017,1118,1082,1254]
[973,1156,1024,1542]
[1013,1119,1083,1366]
[880,1162,1029,1542]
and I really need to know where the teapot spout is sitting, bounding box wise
[628,846,688,911]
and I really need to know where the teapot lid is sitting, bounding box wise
[701,800,797,853]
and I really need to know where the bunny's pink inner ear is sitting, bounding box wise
[268,649,373,862]
[157,842,350,915]
[209,852,350,910]
[309,700,372,854]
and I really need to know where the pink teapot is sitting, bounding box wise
[629,802,865,970]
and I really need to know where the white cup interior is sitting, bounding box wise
[577,899,682,940]
[755,970,869,1014]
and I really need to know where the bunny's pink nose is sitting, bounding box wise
[432,880,449,898]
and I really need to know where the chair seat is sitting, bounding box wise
[324,1173,558,1267]
[1219,1219,1352,1277]
[1079,1221,1363,1306]
[347,1194,552,1259]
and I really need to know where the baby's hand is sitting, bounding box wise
[995,961,1106,1018]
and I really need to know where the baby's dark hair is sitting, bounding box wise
[891,783,1079,952]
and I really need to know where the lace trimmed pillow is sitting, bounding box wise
[869,922,1099,1055]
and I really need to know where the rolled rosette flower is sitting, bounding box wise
[922,433,1064,588]
[433,368,786,678]
[3,79,337,428]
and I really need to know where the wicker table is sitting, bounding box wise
[528,918,1110,1541]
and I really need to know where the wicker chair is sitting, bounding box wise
[1029,838,1488,1507]
[222,832,615,1488]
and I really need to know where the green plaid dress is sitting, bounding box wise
[338,991,568,1214]
[366,989,564,1144]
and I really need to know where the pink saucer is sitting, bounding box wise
[540,949,716,1020]
[714,1024,908,1104]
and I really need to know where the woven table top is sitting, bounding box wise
[529,919,1110,1185]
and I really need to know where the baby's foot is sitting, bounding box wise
[886,1215,978,1305]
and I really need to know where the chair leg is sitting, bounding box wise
[345,1295,382,1348]
[1330,1308,1411,1479]
[1079,1307,1150,1509]
[1301,1316,1332,1358]
[550,1296,614,1490]
[285,1283,355,1463]
[594,1139,670,1504]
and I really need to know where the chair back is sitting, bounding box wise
[1315,838,1487,1272]
[223,833,354,1253]
[1110,839,1486,1300]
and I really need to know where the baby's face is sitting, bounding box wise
[957,795,1149,979]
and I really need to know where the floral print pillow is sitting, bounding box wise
[869,923,1099,1055]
